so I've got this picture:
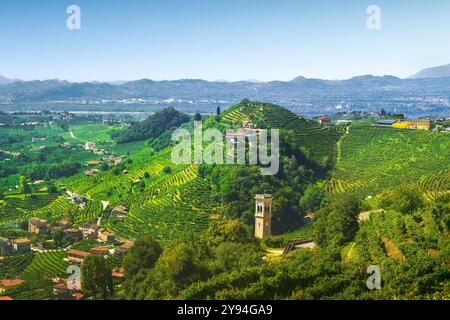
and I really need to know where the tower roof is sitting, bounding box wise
[255,194,272,199]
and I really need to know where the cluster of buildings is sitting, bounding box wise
[67,241,133,265]
[65,191,87,209]
[84,141,106,155]
[0,237,32,255]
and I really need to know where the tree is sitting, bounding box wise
[202,219,256,248]
[19,176,32,196]
[52,229,64,246]
[81,255,113,299]
[314,195,361,247]
[123,236,163,278]
[141,243,206,299]
[0,193,5,200]
[101,162,109,171]
[143,172,150,179]
[163,166,172,174]
[194,113,202,122]
[48,183,57,194]
[300,184,325,214]
[216,107,221,116]
[378,185,424,214]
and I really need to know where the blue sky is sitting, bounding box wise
[0,0,449,82]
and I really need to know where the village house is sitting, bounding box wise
[53,283,84,300]
[0,296,13,301]
[98,229,115,243]
[0,279,24,294]
[89,247,110,256]
[31,137,46,143]
[85,169,101,177]
[63,229,83,243]
[85,160,102,167]
[67,249,91,264]
[28,218,50,235]
[11,238,31,254]
[111,205,128,221]
[318,116,331,125]
[78,223,99,239]
[84,141,96,151]
[114,241,134,256]
[66,191,87,209]
[112,267,125,282]
[52,219,72,232]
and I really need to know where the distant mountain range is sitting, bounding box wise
[1,64,450,116]
[0,75,19,85]
[410,64,450,79]
[1,74,450,102]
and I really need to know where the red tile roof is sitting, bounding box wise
[0,296,13,300]
[0,279,24,287]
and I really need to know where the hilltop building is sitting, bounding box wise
[254,194,273,239]
[318,116,331,125]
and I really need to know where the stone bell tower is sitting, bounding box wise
[254,194,273,239]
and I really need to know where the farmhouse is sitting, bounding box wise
[28,218,50,234]
[63,229,83,243]
[67,249,91,264]
[11,238,31,253]
[78,223,99,239]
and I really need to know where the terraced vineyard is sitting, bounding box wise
[327,124,450,197]
[0,254,34,279]
[21,251,68,280]
[353,208,448,267]
[0,193,60,226]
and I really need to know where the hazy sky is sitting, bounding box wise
[0,0,449,82]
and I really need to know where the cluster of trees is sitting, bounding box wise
[112,107,190,144]
[113,187,449,300]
